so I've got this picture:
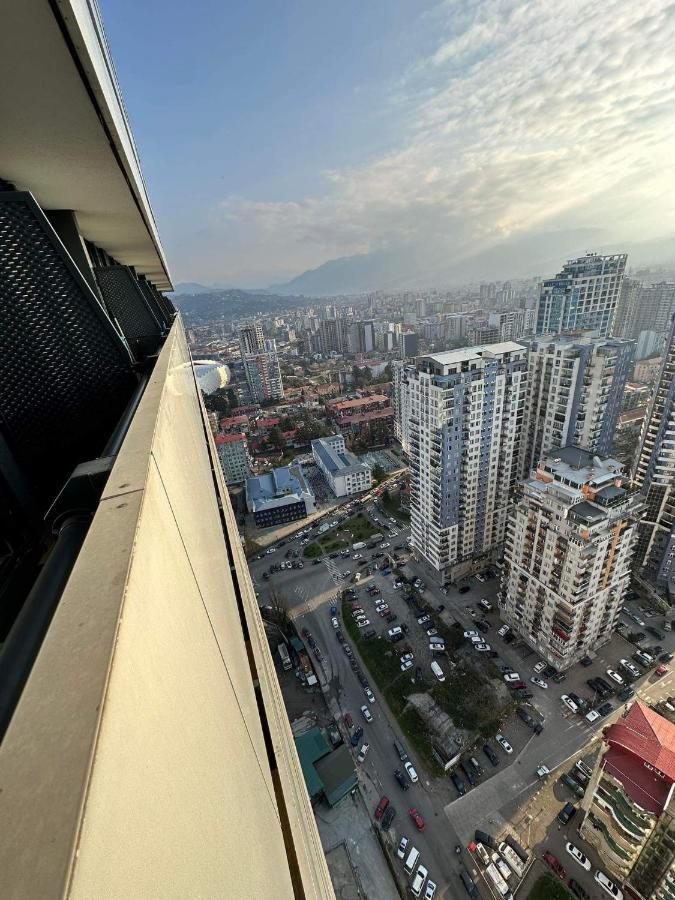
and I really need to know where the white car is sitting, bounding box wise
[411,864,428,898]
[470,634,483,644]
[404,761,419,782]
[475,842,491,865]
[531,676,548,689]
[619,658,640,679]
[353,553,362,560]
[429,642,446,652]
[397,836,409,859]
[585,709,601,724]
[356,619,371,628]
[389,517,397,524]
[476,573,486,583]
[426,627,438,637]
[331,617,339,628]
[606,668,624,685]
[265,548,275,554]
[562,695,579,713]
[401,653,414,662]
[356,743,370,763]
[365,687,376,703]
[565,843,591,871]
[401,658,414,671]
[595,870,623,898]
[464,630,479,639]
[361,704,373,722]
[533,661,547,674]
[475,643,491,652]
[498,625,510,637]
[496,733,513,754]
[504,673,521,683]
[380,542,391,549]
[342,570,351,577]
[424,880,437,900]
[329,520,338,527]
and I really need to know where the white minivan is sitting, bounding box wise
[404,846,420,876]
[431,660,445,682]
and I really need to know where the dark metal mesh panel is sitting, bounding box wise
[0,191,137,507]
[150,284,176,323]
[94,265,162,359]
[137,279,170,330]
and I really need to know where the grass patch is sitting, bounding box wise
[528,875,572,900]
[342,598,443,775]
[303,542,323,559]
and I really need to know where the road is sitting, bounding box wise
[250,502,473,899]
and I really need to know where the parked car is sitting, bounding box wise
[374,795,389,820]
[397,835,409,858]
[562,694,579,713]
[495,733,513,754]
[543,851,566,880]
[409,807,425,831]
[361,704,373,722]
[606,668,624,685]
[381,805,396,830]
[459,585,471,594]
[531,676,548,689]
[350,726,364,747]
[483,743,499,766]
[451,772,466,795]
[405,761,419,783]
[558,802,577,825]
[394,769,409,791]
[569,879,590,900]
[533,661,547,674]
[565,842,591,870]
[595,871,623,899]
[357,743,370,762]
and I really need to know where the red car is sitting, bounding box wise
[544,851,566,880]
[375,796,389,821]
[656,665,669,677]
[344,713,353,729]
[409,807,425,831]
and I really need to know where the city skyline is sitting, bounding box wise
[103,0,675,289]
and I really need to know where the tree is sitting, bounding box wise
[268,426,287,450]
[372,464,386,484]
[382,487,391,505]
[268,588,291,629]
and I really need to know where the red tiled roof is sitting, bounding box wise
[257,417,281,428]
[608,702,675,778]
[220,414,248,428]
[339,408,394,424]
[329,394,389,411]
[215,433,247,445]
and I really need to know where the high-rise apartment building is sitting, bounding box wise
[536,253,627,338]
[579,701,675,897]
[633,314,675,599]
[488,308,535,342]
[215,433,251,485]
[392,361,412,454]
[405,343,528,582]
[318,317,346,354]
[400,331,420,359]
[238,322,284,402]
[615,280,675,342]
[0,4,332,896]
[501,447,641,669]
[346,320,375,354]
[521,334,634,474]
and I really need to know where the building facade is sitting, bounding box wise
[238,323,284,402]
[536,253,627,338]
[579,702,675,899]
[311,435,372,497]
[246,465,315,527]
[501,447,641,669]
[633,315,675,600]
[405,343,528,583]
[521,334,634,474]
[400,331,419,359]
[215,433,251,485]
[0,4,333,895]
[392,361,412,454]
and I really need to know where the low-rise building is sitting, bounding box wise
[501,446,642,669]
[579,701,675,899]
[633,355,664,384]
[215,433,251,485]
[327,393,390,420]
[220,414,250,434]
[246,465,315,527]
[311,435,372,498]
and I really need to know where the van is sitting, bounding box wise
[498,843,525,878]
[460,870,479,899]
[486,862,513,899]
[491,852,511,881]
[504,834,529,863]
[394,740,409,762]
[404,846,420,876]
[431,660,445,682]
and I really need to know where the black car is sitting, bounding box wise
[362,629,376,640]
[618,686,635,702]
[569,878,590,900]
[598,701,614,717]
[503,632,516,644]
[594,677,615,696]
[460,761,477,786]
[336,629,344,643]
[350,726,363,747]
[659,652,674,663]
[580,656,593,667]
[459,585,471,594]
[558,802,577,825]
[647,626,666,640]
[552,672,567,683]
[475,620,490,633]
[483,743,499,766]
[516,707,535,728]
[381,805,396,829]
[437,604,445,612]
[357,673,369,688]
[543,665,557,679]
[474,829,498,850]
[568,692,588,711]
[515,689,534,700]
[460,870,479,899]
[451,772,466,795]
[330,553,339,559]
[394,769,409,790]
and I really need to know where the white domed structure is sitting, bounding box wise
[193,359,231,394]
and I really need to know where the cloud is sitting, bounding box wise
[205,0,675,283]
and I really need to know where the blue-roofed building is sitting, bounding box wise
[311,435,372,498]
[246,465,315,527]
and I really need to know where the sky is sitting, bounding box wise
[102,0,675,288]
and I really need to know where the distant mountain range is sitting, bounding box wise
[169,282,225,296]
[267,231,675,297]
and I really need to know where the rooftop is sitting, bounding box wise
[329,394,389,411]
[604,702,675,813]
[312,437,369,476]
[423,341,525,367]
[215,433,247,445]
[246,465,312,511]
